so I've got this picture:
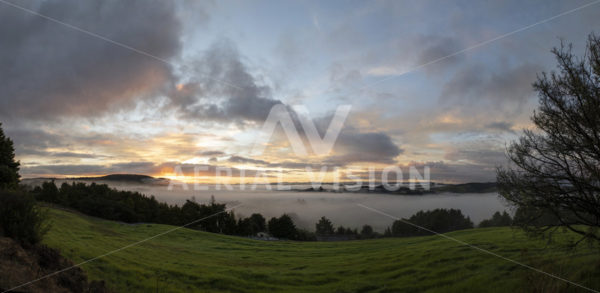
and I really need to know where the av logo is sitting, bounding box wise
[251,104,352,156]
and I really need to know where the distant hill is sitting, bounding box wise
[294,182,497,195]
[433,182,497,193]
[71,174,168,184]
[96,174,154,182]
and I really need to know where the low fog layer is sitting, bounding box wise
[29,180,508,232]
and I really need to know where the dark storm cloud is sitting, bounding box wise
[324,130,403,165]
[0,0,182,120]
[301,113,403,165]
[169,40,283,124]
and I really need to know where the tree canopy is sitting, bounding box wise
[498,34,600,243]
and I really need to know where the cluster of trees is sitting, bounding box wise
[383,208,474,237]
[315,216,379,239]
[265,215,379,241]
[311,209,513,240]
[479,211,512,228]
[267,214,317,240]
[32,181,272,237]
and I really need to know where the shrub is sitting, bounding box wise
[0,190,47,245]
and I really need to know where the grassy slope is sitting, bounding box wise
[42,208,600,293]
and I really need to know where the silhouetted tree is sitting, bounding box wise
[498,34,600,242]
[0,126,47,245]
[0,123,20,189]
[315,216,334,235]
[236,218,251,235]
[236,213,267,236]
[248,213,266,233]
[268,214,297,239]
[360,225,374,238]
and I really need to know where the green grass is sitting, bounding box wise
[42,207,600,292]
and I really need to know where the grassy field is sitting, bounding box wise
[41,207,600,292]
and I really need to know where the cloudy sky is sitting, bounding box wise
[1,0,599,183]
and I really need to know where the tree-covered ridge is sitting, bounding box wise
[32,181,266,236]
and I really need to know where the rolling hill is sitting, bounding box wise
[40,208,600,292]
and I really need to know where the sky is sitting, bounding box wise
[1,0,599,183]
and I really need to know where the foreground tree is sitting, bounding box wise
[497,34,600,242]
[0,122,20,189]
[0,190,47,245]
[0,126,46,245]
